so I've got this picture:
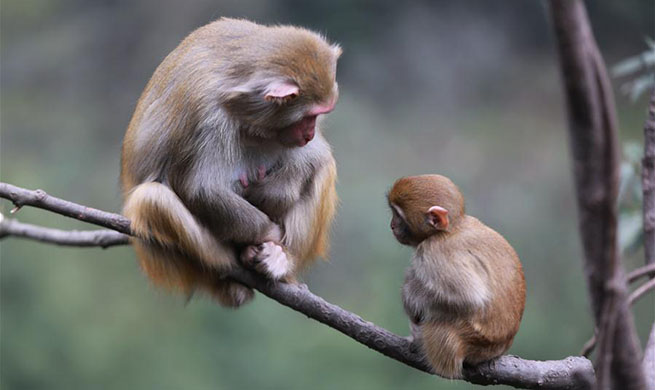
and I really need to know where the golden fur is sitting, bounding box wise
[120,18,339,306]
[390,175,525,378]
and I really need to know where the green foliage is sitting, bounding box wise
[613,38,655,101]
[618,142,644,254]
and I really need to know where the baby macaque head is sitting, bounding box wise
[387,174,465,246]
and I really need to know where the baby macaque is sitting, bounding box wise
[387,174,525,378]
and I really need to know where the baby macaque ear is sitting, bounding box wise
[264,80,299,103]
[427,206,449,231]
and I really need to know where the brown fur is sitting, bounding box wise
[120,18,340,306]
[389,174,526,378]
[290,158,338,267]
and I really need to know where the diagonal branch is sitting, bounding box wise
[0,182,596,389]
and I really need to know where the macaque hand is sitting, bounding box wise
[240,242,292,280]
[262,224,283,243]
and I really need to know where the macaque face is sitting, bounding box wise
[231,81,338,148]
[390,204,420,246]
[275,95,337,147]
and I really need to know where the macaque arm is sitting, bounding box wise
[402,282,426,324]
[402,266,435,324]
[182,183,280,245]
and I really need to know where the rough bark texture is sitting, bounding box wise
[643,90,655,267]
[548,1,646,389]
[644,324,655,390]
[639,83,655,390]
[0,182,596,389]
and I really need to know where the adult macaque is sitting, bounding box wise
[387,174,525,378]
[121,18,340,307]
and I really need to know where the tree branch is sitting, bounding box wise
[644,324,655,390]
[0,182,131,234]
[0,182,595,389]
[580,268,655,358]
[643,89,655,267]
[641,87,655,390]
[628,278,655,306]
[627,263,655,284]
[548,1,646,389]
[0,217,129,247]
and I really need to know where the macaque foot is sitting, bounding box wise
[240,242,291,280]
[408,322,423,353]
[408,337,422,354]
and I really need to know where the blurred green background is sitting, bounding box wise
[1,1,654,389]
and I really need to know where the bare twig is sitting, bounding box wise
[549,1,646,389]
[581,273,655,357]
[628,263,655,284]
[0,217,129,248]
[581,330,598,358]
[643,90,655,267]
[0,182,596,389]
[628,278,655,306]
[0,182,131,234]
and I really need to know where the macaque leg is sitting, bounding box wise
[125,182,254,307]
[202,277,254,308]
[124,182,236,268]
[421,323,466,379]
[134,241,253,307]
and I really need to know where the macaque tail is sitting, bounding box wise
[123,182,250,306]
[421,320,513,379]
[420,322,466,379]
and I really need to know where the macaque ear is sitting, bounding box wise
[427,206,449,231]
[264,80,299,103]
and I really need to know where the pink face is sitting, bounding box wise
[277,99,336,147]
